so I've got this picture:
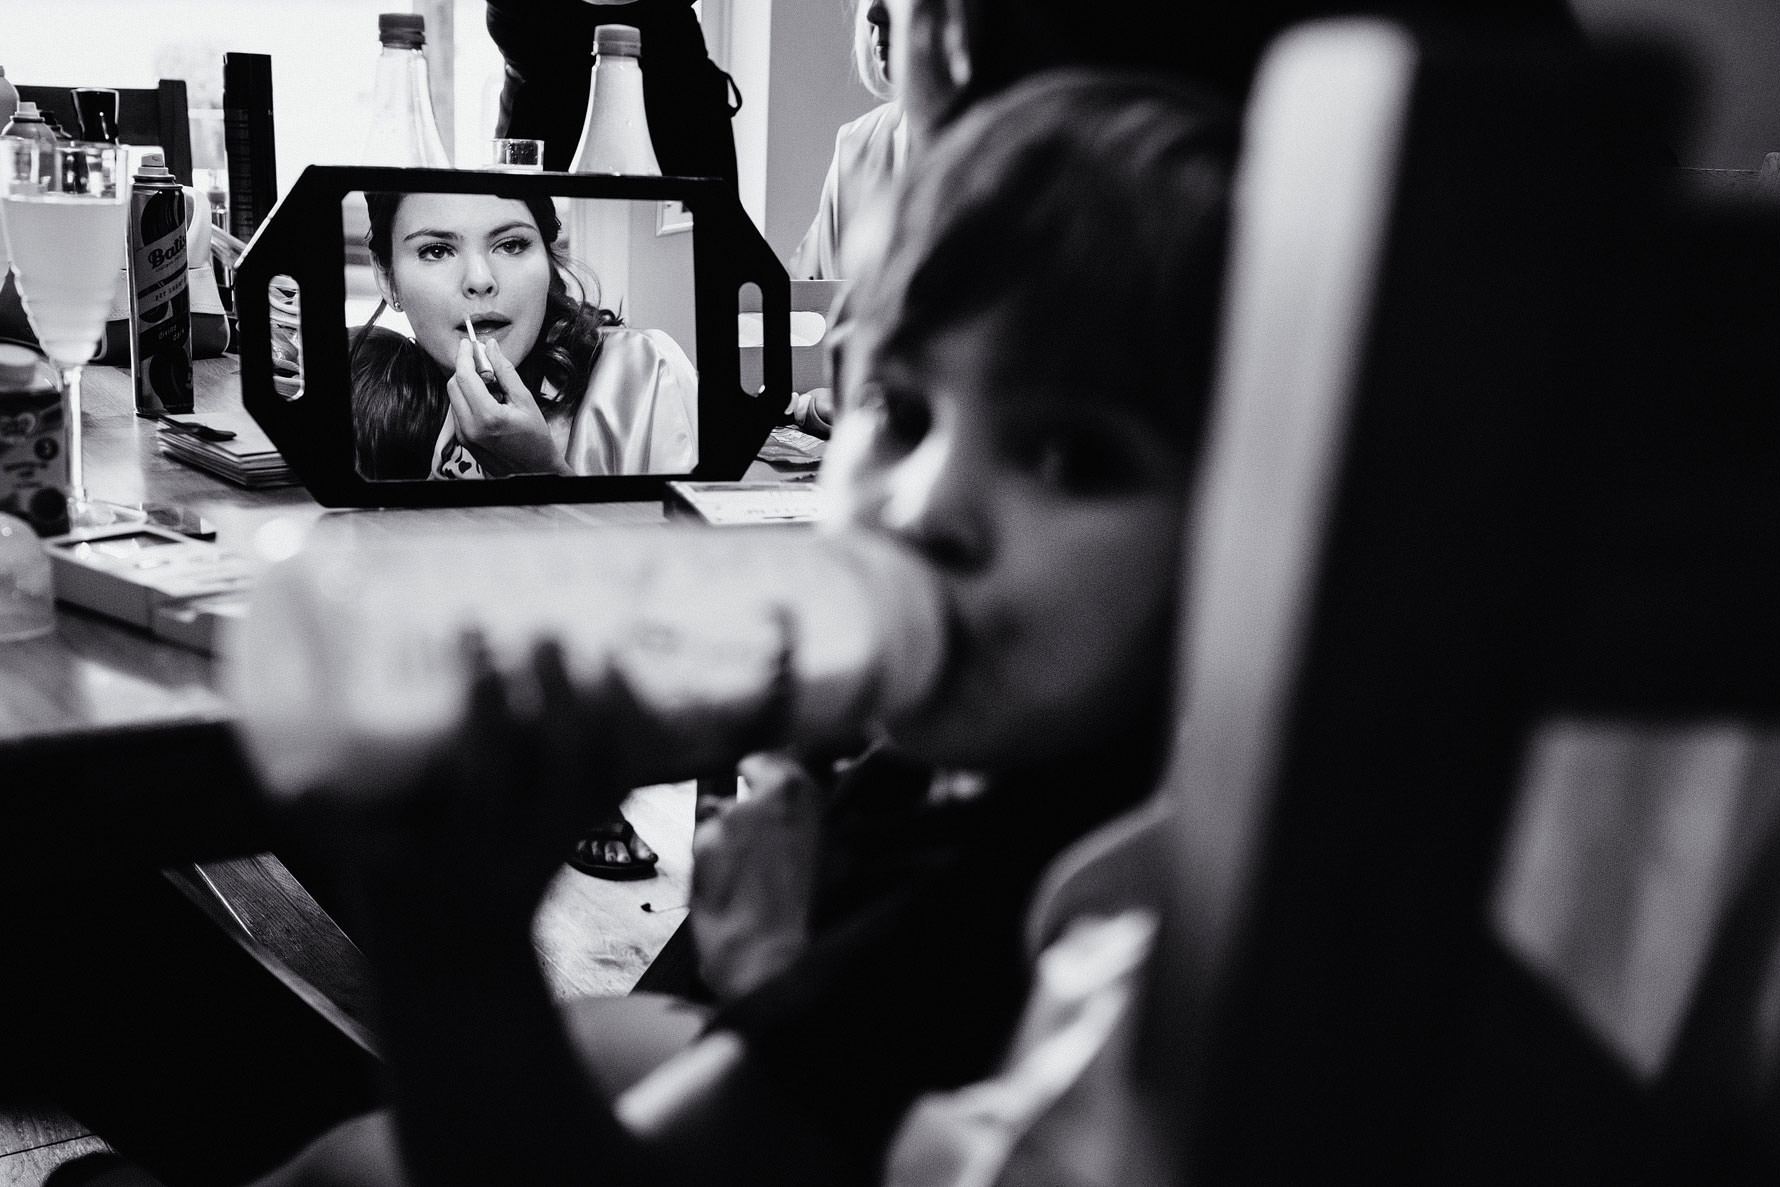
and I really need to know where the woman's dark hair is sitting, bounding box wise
[846,69,1236,453]
[352,191,620,479]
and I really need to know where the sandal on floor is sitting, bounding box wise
[567,815,659,880]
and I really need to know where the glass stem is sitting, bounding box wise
[61,364,86,501]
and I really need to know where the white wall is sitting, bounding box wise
[725,0,880,263]
[765,0,878,262]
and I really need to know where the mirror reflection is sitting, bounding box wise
[344,191,698,481]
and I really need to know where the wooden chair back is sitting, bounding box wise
[1138,16,1780,1179]
[16,80,193,184]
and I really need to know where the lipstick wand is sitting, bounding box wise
[464,317,499,390]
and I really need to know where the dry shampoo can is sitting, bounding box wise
[127,152,193,415]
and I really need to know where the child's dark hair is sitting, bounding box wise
[847,69,1235,454]
[352,192,621,479]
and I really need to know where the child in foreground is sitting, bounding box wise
[253,69,1233,1187]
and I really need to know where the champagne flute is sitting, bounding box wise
[0,138,142,529]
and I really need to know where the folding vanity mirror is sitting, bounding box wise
[234,167,791,505]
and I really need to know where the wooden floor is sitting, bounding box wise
[0,781,697,1186]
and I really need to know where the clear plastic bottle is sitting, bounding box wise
[227,524,950,803]
[1,100,58,148]
[360,12,452,167]
[570,24,662,175]
[0,68,18,131]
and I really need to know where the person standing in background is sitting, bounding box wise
[790,0,907,280]
[486,0,739,181]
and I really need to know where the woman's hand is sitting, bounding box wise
[445,337,572,477]
[689,752,825,1002]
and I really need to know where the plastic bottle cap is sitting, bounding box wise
[378,12,426,48]
[10,100,42,121]
[595,24,643,59]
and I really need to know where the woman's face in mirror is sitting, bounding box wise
[383,193,552,375]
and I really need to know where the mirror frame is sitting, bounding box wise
[235,166,791,506]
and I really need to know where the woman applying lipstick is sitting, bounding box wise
[350,189,694,881]
[351,190,698,481]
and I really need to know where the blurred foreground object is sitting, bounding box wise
[1144,16,1780,1181]
[228,523,946,802]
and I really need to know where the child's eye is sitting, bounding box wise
[882,387,932,447]
[1007,427,1138,496]
[415,242,453,262]
[854,381,932,451]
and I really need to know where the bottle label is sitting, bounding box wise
[129,183,194,415]
[0,381,70,537]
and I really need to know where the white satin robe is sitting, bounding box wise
[431,326,698,479]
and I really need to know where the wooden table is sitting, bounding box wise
[2,354,727,1182]
[0,354,673,877]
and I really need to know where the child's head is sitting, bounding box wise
[822,69,1234,770]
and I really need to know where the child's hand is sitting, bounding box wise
[690,752,824,1002]
[446,338,571,477]
[287,633,636,943]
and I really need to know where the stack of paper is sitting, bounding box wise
[156,409,297,488]
[665,480,824,525]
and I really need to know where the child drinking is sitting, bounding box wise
[253,68,1234,1187]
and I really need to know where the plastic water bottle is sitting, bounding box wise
[360,12,452,167]
[1,100,58,147]
[0,102,56,291]
[570,24,662,175]
[227,524,949,803]
[0,68,18,132]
